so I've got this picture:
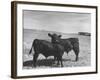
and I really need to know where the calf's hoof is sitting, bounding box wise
[61,65,63,67]
[75,59,78,61]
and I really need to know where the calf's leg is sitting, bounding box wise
[74,49,79,61]
[57,56,63,67]
[33,53,39,67]
[73,42,79,61]
[60,57,63,67]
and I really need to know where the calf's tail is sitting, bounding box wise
[29,42,34,54]
[29,47,32,54]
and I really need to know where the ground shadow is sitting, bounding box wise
[23,59,56,67]
[62,58,72,61]
[23,60,33,67]
[23,58,72,68]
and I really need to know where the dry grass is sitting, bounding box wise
[23,29,91,69]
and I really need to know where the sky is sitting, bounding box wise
[23,10,91,33]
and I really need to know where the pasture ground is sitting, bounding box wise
[23,29,91,69]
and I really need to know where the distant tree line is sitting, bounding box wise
[78,32,91,36]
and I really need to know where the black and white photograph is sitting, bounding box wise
[23,10,91,68]
[11,1,97,78]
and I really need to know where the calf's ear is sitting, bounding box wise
[58,35,62,38]
[48,33,52,37]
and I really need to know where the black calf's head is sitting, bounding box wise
[48,33,62,44]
